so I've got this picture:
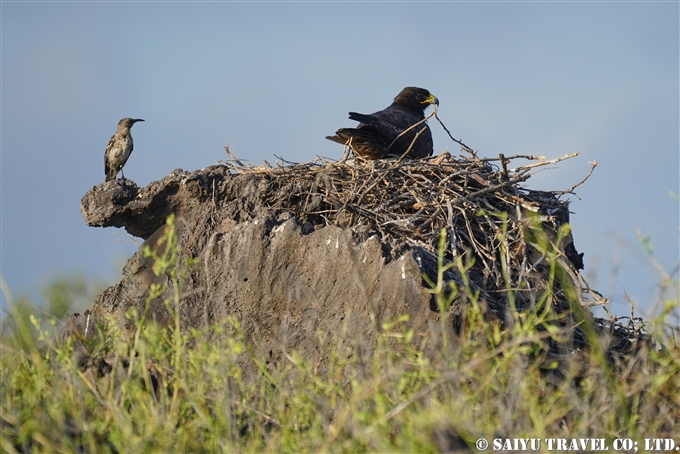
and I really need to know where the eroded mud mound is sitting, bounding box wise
[74,154,647,373]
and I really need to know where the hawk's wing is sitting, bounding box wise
[326,89,435,159]
[345,106,431,158]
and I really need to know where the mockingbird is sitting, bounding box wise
[104,117,144,182]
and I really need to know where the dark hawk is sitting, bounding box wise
[104,117,144,182]
[326,87,439,159]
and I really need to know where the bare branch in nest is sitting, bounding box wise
[499,153,510,180]
[513,152,581,171]
[481,154,546,162]
[384,110,436,156]
[224,146,246,167]
[341,138,353,163]
[433,107,476,156]
[555,160,599,197]
[273,155,300,166]
[395,126,428,165]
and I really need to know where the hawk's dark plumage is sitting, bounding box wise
[104,118,144,182]
[326,87,439,159]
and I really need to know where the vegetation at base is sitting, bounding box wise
[1,273,106,352]
[1,219,678,453]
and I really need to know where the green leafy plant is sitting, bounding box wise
[1,215,678,453]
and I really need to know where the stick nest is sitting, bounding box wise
[220,149,649,359]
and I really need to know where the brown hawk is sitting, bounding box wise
[326,87,438,159]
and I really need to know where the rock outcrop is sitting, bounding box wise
[74,156,642,372]
[77,166,464,369]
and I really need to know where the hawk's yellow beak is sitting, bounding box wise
[422,94,439,107]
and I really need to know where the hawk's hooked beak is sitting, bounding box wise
[422,94,439,107]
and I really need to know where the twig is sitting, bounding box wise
[384,110,436,156]
[481,154,546,162]
[555,160,598,196]
[395,127,427,164]
[433,107,475,156]
[514,152,580,171]
[224,146,245,167]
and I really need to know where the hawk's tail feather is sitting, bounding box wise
[347,112,376,125]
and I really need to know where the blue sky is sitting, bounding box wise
[1,1,678,319]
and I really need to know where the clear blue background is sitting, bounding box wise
[2,1,678,319]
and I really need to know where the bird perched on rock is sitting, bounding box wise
[326,87,439,160]
[104,118,144,182]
